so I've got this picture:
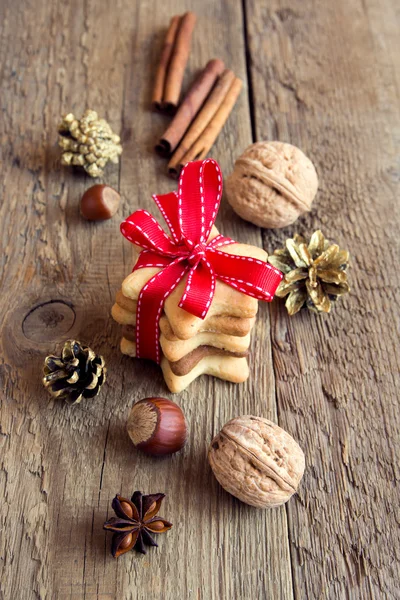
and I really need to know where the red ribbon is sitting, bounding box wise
[120,159,283,364]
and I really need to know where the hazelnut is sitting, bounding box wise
[127,397,187,456]
[208,416,305,508]
[225,141,318,228]
[80,184,120,220]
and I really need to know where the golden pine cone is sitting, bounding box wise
[58,110,122,177]
[43,340,106,404]
[268,230,350,315]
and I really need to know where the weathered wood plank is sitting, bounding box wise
[245,0,400,598]
[0,1,294,599]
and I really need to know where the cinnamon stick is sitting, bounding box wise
[168,76,243,178]
[163,12,197,115]
[152,16,181,112]
[167,69,236,170]
[155,59,225,157]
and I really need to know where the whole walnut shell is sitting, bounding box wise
[225,141,318,228]
[208,416,305,508]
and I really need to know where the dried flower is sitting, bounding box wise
[268,230,350,315]
[58,109,122,177]
[103,492,172,557]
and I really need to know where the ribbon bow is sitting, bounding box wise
[120,159,283,364]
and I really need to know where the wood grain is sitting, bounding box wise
[0,1,291,599]
[0,0,399,599]
[245,0,400,598]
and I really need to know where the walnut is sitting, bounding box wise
[208,416,305,508]
[225,141,318,229]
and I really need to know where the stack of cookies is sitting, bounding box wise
[112,228,268,393]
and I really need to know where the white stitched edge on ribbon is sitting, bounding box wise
[202,159,222,237]
[136,260,187,363]
[210,248,282,277]
[209,236,236,248]
[152,194,180,244]
[201,258,215,317]
[199,163,205,239]
[217,275,272,300]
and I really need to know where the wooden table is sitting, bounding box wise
[1,1,399,598]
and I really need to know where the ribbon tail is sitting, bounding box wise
[136,259,189,363]
[178,260,216,319]
[207,234,236,249]
[209,249,283,302]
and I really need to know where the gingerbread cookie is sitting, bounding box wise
[112,293,256,338]
[113,158,282,391]
[121,239,265,340]
[122,324,251,362]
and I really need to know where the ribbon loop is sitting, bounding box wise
[178,260,216,318]
[121,209,179,257]
[120,159,283,364]
[177,159,223,246]
[152,192,182,244]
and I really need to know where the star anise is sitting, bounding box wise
[103,491,172,557]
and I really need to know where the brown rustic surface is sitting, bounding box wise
[0,0,399,599]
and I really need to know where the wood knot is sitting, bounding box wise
[22,300,76,343]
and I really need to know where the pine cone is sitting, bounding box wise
[58,110,122,177]
[268,230,350,315]
[43,340,106,404]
